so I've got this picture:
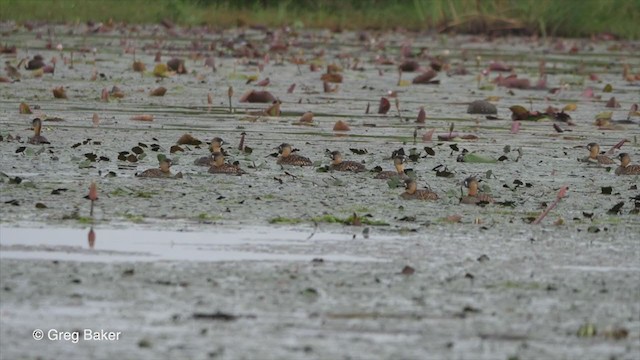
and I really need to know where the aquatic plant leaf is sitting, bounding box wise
[153,63,169,77]
[333,120,350,131]
[320,73,342,83]
[131,114,154,121]
[299,111,314,123]
[19,102,32,114]
[595,111,612,121]
[563,103,577,111]
[412,69,437,84]
[509,105,529,120]
[176,134,202,145]
[239,90,276,103]
[401,266,415,275]
[132,60,145,72]
[424,147,435,156]
[349,148,368,155]
[607,201,624,215]
[462,153,497,163]
[150,86,167,96]
[52,86,67,99]
[603,84,613,93]
[416,106,426,123]
[378,97,390,114]
[601,186,612,195]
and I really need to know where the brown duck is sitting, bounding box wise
[208,152,245,175]
[277,143,312,166]
[329,151,366,172]
[460,177,494,205]
[615,153,640,175]
[400,179,439,200]
[375,154,408,179]
[137,158,182,178]
[28,118,49,145]
[194,137,224,166]
[584,143,615,165]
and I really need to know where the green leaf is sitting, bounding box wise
[463,153,497,163]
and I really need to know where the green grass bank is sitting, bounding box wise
[0,0,639,38]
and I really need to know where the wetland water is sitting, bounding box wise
[0,22,639,359]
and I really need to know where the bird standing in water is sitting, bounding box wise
[194,137,225,166]
[460,177,494,205]
[615,153,640,175]
[137,158,181,178]
[583,143,615,165]
[400,179,438,200]
[28,118,49,145]
[208,152,245,175]
[276,143,313,166]
[328,151,366,172]
[375,154,409,180]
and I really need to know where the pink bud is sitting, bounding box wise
[88,228,96,249]
[88,182,98,201]
[510,121,520,134]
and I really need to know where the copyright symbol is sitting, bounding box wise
[33,329,44,340]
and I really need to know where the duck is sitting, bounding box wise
[615,153,640,175]
[328,151,366,172]
[400,179,439,200]
[276,143,312,166]
[375,154,409,179]
[194,137,225,166]
[584,143,615,165]
[208,152,245,175]
[460,177,494,205]
[137,158,181,178]
[27,118,49,144]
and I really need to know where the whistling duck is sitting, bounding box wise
[460,177,494,205]
[400,179,439,200]
[277,143,312,166]
[137,158,180,178]
[615,153,640,175]
[27,118,49,145]
[584,143,615,165]
[329,151,366,172]
[375,154,409,179]
[194,137,224,166]
[208,152,245,175]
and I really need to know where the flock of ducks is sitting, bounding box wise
[24,122,640,204]
[130,135,501,204]
[584,142,640,175]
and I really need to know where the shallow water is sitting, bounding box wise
[0,226,384,262]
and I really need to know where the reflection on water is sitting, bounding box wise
[0,226,385,264]
[88,227,96,249]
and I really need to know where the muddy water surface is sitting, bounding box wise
[0,23,639,359]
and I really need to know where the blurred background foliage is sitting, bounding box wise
[1,0,638,38]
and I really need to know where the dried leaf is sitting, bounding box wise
[167,58,187,74]
[412,69,438,84]
[299,111,314,123]
[416,107,426,123]
[321,73,342,83]
[52,86,67,99]
[131,114,154,121]
[400,266,415,275]
[239,90,276,103]
[19,102,32,114]
[605,97,620,108]
[132,60,145,72]
[333,120,350,131]
[378,97,390,114]
[603,83,613,92]
[467,100,497,114]
[150,87,167,96]
[176,133,201,145]
[563,103,577,111]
